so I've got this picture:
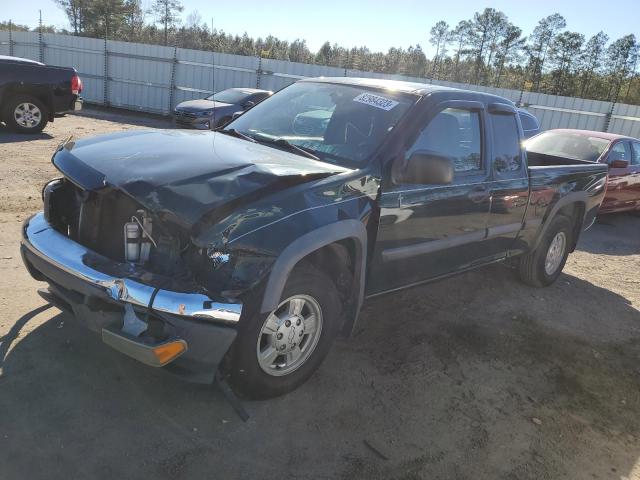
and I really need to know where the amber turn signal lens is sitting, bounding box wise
[152,341,187,365]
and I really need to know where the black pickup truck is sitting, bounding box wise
[20,78,608,399]
[0,55,83,133]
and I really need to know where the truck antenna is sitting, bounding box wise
[211,17,216,131]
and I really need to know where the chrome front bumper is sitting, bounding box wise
[21,212,242,324]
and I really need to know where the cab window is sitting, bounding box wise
[609,141,631,163]
[407,108,483,173]
[631,142,640,165]
[491,113,522,173]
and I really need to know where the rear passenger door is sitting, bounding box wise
[368,101,493,295]
[629,141,640,209]
[485,104,530,259]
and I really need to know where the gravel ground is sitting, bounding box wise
[1,108,639,480]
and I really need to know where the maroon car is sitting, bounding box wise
[526,129,640,214]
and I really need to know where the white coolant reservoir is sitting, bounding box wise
[123,210,155,264]
[124,221,141,262]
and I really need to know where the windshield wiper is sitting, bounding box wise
[218,128,256,143]
[249,133,319,160]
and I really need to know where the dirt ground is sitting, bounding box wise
[1,108,639,480]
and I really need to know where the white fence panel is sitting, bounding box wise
[106,40,173,113]
[9,31,40,62]
[173,49,259,108]
[1,31,639,136]
[524,105,607,132]
[0,31,10,55]
[523,91,612,114]
[609,117,640,139]
[260,59,344,92]
[614,103,640,118]
[43,33,105,104]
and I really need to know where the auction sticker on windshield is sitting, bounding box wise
[353,92,399,111]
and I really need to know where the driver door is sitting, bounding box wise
[605,140,635,210]
[367,102,493,295]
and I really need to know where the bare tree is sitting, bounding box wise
[451,20,472,82]
[606,34,638,101]
[150,0,183,45]
[548,31,584,95]
[527,13,566,89]
[493,25,525,87]
[578,32,608,97]
[54,0,88,34]
[19,4,640,105]
[623,43,639,102]
[87,0,128,38]
[468,8,508,84]
[429,21,450,79]
[123,0,144,40]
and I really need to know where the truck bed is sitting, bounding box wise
[526,151,599,167]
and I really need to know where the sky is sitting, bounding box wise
[2,0,639,55]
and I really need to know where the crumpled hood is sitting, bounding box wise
[175,99,231,112]
[53,129,349,228]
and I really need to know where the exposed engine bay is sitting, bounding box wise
[43,178,190,278]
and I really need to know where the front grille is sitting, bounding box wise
[174,110,199,121]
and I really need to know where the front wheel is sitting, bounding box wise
[518,215,573,287]
[4,95,49,133]
[225,263,341,399]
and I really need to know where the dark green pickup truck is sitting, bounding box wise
[21,77,608,398]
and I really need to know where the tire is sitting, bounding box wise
[518,215,573,287]
[4,95,49,133]
[225,263,341,399]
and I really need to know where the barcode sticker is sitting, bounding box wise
[353,92,399,111]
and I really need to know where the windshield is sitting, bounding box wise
[224,81,416,167]
[526,131,610,162]
[206,89,253,104]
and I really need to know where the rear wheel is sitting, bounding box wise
[4,95,49,133]
[518,215,573,287]
[225,263,340,399]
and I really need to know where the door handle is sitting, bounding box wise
[468,188,490,203]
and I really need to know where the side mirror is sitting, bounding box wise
[231,110,244,121]
[242,101,255,110]
[401,152,454,185]
[610,159,629,169]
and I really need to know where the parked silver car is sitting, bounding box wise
[173,88,272,130]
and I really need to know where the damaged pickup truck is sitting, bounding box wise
[21,78,608,399]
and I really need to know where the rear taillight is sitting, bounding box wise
[71,74,82,95]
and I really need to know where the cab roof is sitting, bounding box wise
[303,77,514,105]
[304,76,459,95]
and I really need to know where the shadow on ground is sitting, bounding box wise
[576,212,640,256]
[0,107,172,145]
[0,124,54,143]
[1,261,639,479]
[74,107,172,129]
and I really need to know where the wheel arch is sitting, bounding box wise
[259,220,368,335]
[533,192,588,252]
